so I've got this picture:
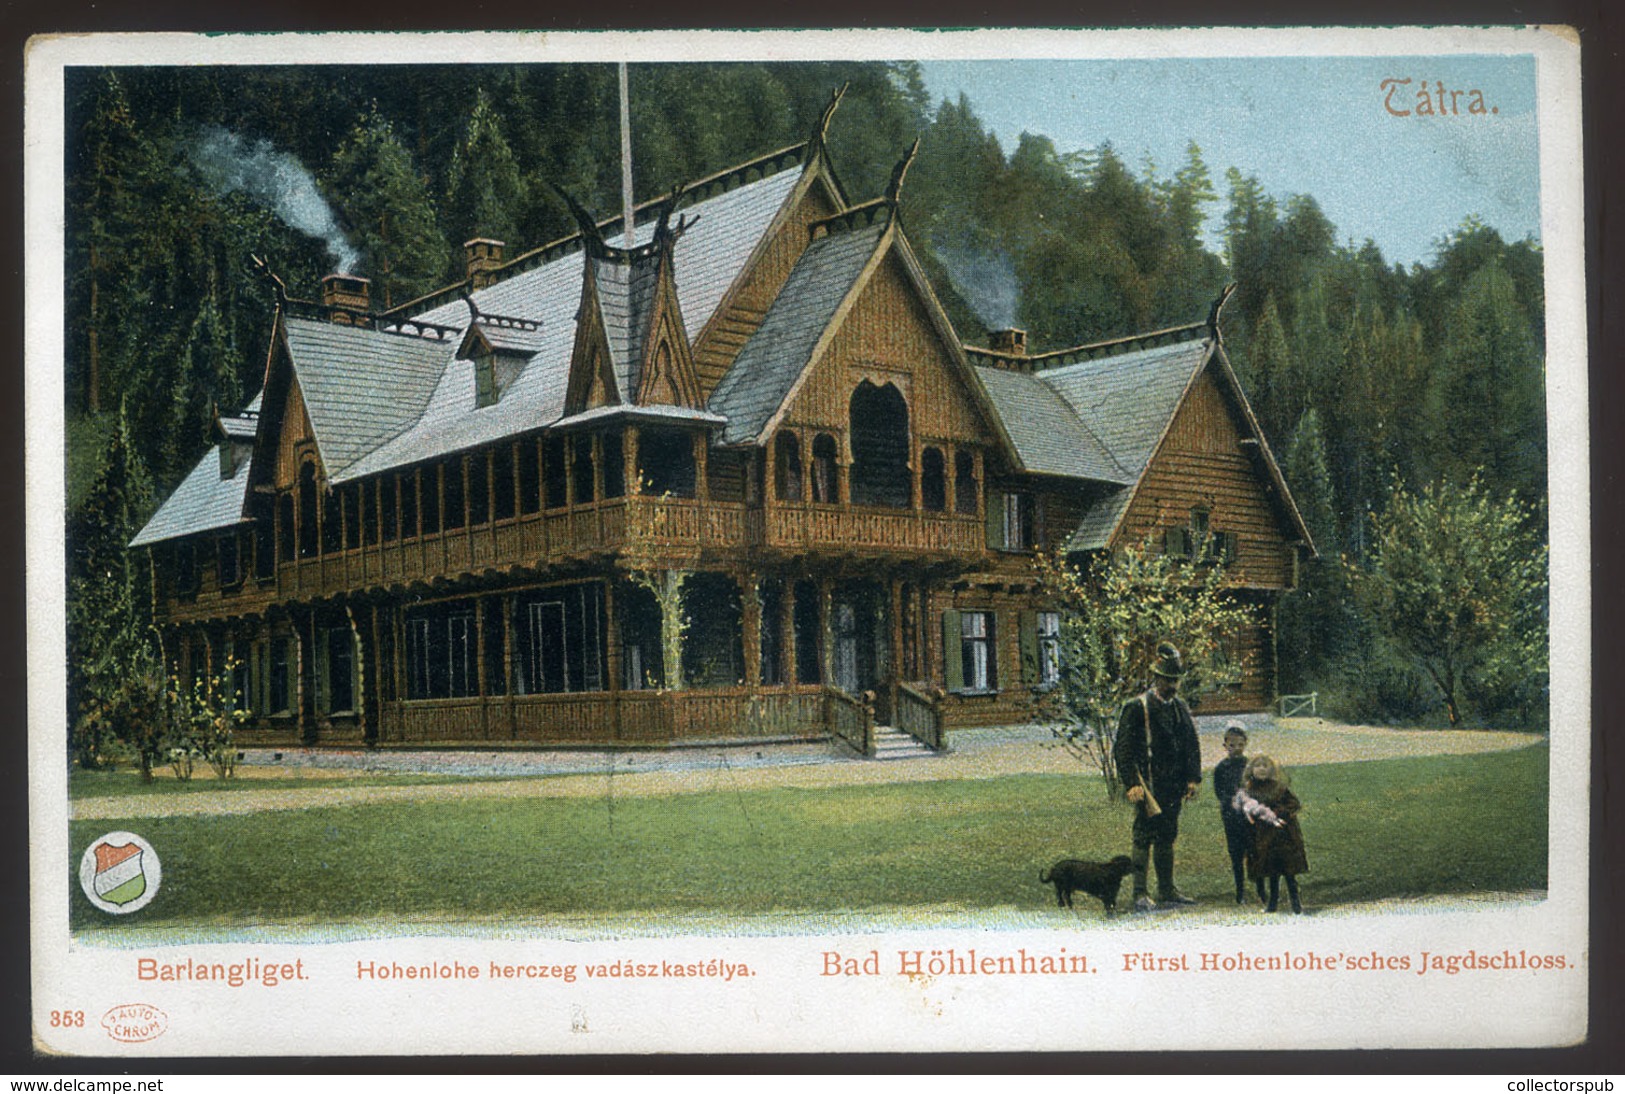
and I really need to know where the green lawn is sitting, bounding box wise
[69,745,1547,932]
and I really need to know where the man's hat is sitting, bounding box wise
[1151,642,1186,679]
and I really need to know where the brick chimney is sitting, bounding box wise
[464,238,507,289]
[990,328,1027,357]
[321,273,371,321]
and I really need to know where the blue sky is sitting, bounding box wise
[918,55,1540,268]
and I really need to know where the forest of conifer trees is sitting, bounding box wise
[63,60,1549,733]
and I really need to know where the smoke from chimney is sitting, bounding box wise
[189,126,360,274]
[933,241,1020,333]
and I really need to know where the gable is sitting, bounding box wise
[1112,367,1297,588]
[273,372,320,487]
[691,175,841,397]
[779,247,999,448]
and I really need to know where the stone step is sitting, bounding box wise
[870,726,937,761]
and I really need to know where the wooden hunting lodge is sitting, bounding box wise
[132,99,1313,754]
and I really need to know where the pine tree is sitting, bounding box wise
[1277,408,1345,692]
[444,88,528,265]
[328,107,447,308]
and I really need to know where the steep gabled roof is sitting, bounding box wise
[708,219,887,444]
[335,164,803,481]
[281,317,452,479]
[130,453,252,548]
[972,365,1130,483]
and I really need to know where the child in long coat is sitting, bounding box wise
[1235,754,1308,914]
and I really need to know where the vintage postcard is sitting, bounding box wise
[27,27,1587,1056]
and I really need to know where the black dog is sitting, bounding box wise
[1039,855,1135,914]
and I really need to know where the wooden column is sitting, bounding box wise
[368,604,381,745]
[887,577,904,715]
[694,432,710,503]
[740,571,762,689]
[625,427,641,495]
[817,577,834,687]
[475,596,489,738]
[503,594,516,739]
[781,578,799,685]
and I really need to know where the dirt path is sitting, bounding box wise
[70,717,1543,822]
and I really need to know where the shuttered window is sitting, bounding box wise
[945,609,995,692]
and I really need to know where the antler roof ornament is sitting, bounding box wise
[1207,282,1238,341]
[885,137,921,210]
[550,183,611,259]
[251,254,288,307]
[806,82,850,162]
[653,183,699,248]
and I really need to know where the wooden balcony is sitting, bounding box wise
[761,503,984,560]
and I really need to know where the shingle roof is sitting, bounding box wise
[334,167,801,482]
[591,254,662,401]
[1029,337,1212,551]
[130,452,251,547]
[217,414,258,441]
[708,222,886,445]
[282,318,452,479]
[973,365,1129,483]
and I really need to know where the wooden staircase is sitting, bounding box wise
[870,725,938,761]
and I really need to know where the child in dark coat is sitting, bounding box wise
[1213,723,1265,905]
[1236,754,1308,913]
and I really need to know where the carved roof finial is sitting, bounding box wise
[550,183,610,259]
[1207,282,1238,340]
[885,137,921,210]
[653,183,699,248]
[807,82,849,161]
[251,254,288,307]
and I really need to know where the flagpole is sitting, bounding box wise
[619,61,634,247]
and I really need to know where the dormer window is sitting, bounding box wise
[474,349,497,408]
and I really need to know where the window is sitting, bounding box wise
[254,513,275,579]
[988,491,1038,550]
[519,438,541,514]
[362,481,378,546]
[955,611,996,692]
[404,601,477,700]
[173,540,197,594]
[381,476,398,541]
[468,451,490,525]
[267,637,290,715]
[775,432,803,502]
[474,351,497,408]
[572,435,595,504]
[216,533,240,588]
[849,381,910,507]
[954,451,978,514]
[602,430,626,498]
[322,489,342,554]
[543,436,567,509]
[639,428,696,497]
[492,444,516,521]
[421,465,441,533]
[1026,610,1061,687]
[793,579,822,684]
[619,583,663,690]
[277,493,295,563]
[400,470,419,537]
[443,458,466,530]
[759,579,785,686]
[325,626,356,714]
[342,485,361,550]
[513,584,605,694]
[298,464,319,559]
[921,447,946,511]
[811,434,839,504]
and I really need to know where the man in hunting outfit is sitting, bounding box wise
[1116,641,1204,912]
